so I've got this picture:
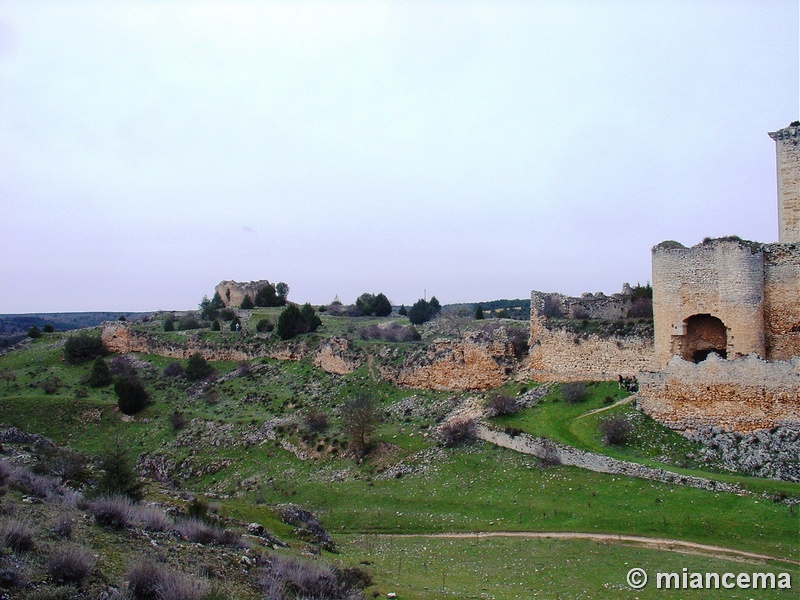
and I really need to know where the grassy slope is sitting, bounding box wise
[1,326,798,598]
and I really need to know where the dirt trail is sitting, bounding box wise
[577,395,636,419]
[387,531,799,566]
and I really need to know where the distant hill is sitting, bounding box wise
[0,312,151,348]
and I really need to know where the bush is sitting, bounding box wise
[134,505,172,533]
[303,410,329,433]
[164,317,175,332]
[109,355,137,378]
[211,319,221,331]
[51,513,73,539]
[46,543,96,585]
[240,294,254,309]
[115,376,149,415]
[1,518,35,553]
[86,356,112,388]
[28,326,42,338]
[43,324,54,333]
[163,361,185,378]
[126,560,165,600]
[177,315,202,331]
[561,382,588,404]
[438,417,477,447]
[600,416,632,446]
[175,518,242,547]
[88,496,134,529]
[170,410,186,431]
[63,332,105,364]
[486,395,518,417]
[408,297,441,325]
[256,318,274,333]
[185,353,214,382]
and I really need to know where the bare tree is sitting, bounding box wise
[340,395,380,462]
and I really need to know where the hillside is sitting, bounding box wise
[0,306,797,599]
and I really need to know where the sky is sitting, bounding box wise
[1,1,798,313]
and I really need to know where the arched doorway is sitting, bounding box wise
[682,314,728,362]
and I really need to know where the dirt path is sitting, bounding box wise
[576,395,636,419]
[387,531,799,566]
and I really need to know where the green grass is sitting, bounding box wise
[1,332,799,596]
[342,534,799,599]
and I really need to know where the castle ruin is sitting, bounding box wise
[530,124,800,433]
[639,124,800,432]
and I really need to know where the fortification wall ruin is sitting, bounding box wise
[638,354,800,433]
[651,239,767,368]
[214,280,271,308]
[763,243,800,360]
[769,125,800,244]
[527,317,655,382]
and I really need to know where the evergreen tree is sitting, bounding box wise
[255,283,279,307]
[300,303,322,332]
[277,303,304,340]
[240,294,254,309]
[95,441,144,501]
[114,377,149,415]
[87,357,112,388]
[27,326,42,338]
[276,282,290,305]
[211,319,221,331]
[373,293,392,317]
[164,317,175,332]
[398,305,407,316]
[475,305,484,320]
[185,352,214,381]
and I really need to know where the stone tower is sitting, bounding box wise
[768,124,800,243]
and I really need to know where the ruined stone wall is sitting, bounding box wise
[769,125,800,244]
[531,285,634,320]
[638,354,800,433]
[526,315,655,382]
[651,239,766,368]
[382,329,517,391]
[763,243,800,360]
[214,280,271,308]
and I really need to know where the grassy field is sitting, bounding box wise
[1,325,798,598]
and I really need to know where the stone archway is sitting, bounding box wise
[682,314,728,362]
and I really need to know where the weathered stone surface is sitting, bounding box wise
[214,280,272,308]
[527,314,655,382]
[382,328,517,391]
[311,337,363,375]
[638,354,800,433]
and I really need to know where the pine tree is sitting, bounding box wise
[475,305,484,320]
[87,357,112,388]
[95,441,144,501]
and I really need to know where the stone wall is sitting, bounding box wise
[763,243,800,360]
[530,285,635,321]
[651,238,767,368]
[638,354,800,433]
[527,314,655,382]
[214,280,272,308]
[382,328,518,391]
[769,124,800,244]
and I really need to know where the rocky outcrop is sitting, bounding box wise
[382,328,518,391]
[311,337,363,375]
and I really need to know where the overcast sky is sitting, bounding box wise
[1,1,797,313]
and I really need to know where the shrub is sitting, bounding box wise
[277,303,321,340]
[256,318,274,333]
[303,410,329,433]
[170,410,186,431]
[36,447,89,485]
[174,519,242,547]
[164,317,175,332]
[486,395,518,417]
[88,496,134,529]
[109,355,137,378]
[177,315,202,331]
[408,297,441,325]
[115,376,149,415]
[163,361,185,378]
[1,518,35,552]
[126,560,166,600]
[28,326,42,338]
[211,319,221,331]
[52,513,74,539]
[41,377,60,394]
[341,395,380,461]
[561,382,588,404]
[87,356,112,387]
[259,555,340,600]
[438,417,477,447]
[43,324,54,333]
[155,570,210,600]
[63,332,105,363]
[185,353,214,382]
[46,543,96,585]
[95,443,144,501]
[240,294,254,309]
[600,416,632,446]
[134,505,172,533]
